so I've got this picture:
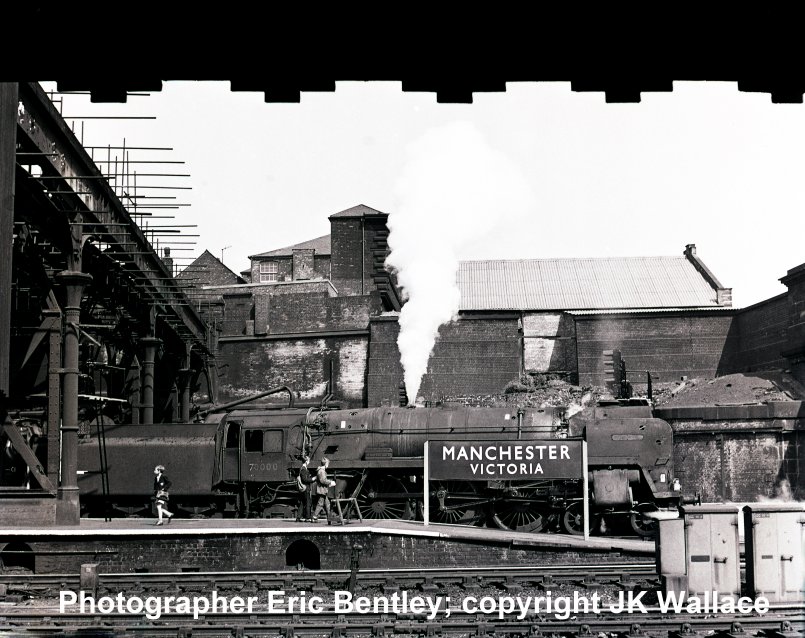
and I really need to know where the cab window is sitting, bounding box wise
[264,429,283,453]
[244,430,263,453]
[225,422,241,449]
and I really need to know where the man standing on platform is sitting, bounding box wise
[295,455,315,522]
[312,457,335,524]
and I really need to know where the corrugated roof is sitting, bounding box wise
[458,256,721,311]
[250,234,331,259]
[329,204,387,219]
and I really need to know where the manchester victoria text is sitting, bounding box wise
[441,444,571,476]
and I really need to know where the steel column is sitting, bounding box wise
[177,368,191,422]
[0,83,17,396]
[139,337,161,424]
[46,309,62,485]
[55,270,92,524]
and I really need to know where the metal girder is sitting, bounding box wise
[1,423,56,494]
[15,82,208,353]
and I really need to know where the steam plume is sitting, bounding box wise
[386,121,535,401]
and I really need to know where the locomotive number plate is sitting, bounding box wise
[249,462,279,472]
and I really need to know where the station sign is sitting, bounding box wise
[427,439,584,481]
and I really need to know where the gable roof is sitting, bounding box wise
[458,256,724,311]
[177,249,247,284]
[329,204,387,219]
[249,234,331,259]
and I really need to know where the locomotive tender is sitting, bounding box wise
[76,398,684,536]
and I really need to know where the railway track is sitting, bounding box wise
[3,564,800,637]
[0,608,802,637]
[0,563,660,598]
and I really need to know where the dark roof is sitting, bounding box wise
[458,255,724,311]
[249,234,331,259]
[329,204,387,219]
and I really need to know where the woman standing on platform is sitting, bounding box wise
[153,464,174,525]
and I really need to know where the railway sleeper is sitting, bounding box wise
[616,572,639,590]
[460,576,481,592]
[717,622,748,638]
[668,622,704,638]
[312,578,330,594]
[419,576,438,593]
[502,575,522,593]
[578,573,602,589]
[527,624,544,638]
[764,621,804,638]
[381,577,398,593]
[620,623,659,638]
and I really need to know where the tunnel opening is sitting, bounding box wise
[285,539,320,570]
[0,541,35,572]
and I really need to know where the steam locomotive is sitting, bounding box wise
[75,391,687,536]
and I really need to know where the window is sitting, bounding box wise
[225,422,241,449]
[243,429,283,453]
[245,430,263,452]
[259,261,278,282]
[264,430,283,453]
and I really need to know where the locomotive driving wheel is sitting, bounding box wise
[429,481,486,526]
[629,503,659,538]
[356,476,412,520]
[491,486,552,533]
[561,501,600,535]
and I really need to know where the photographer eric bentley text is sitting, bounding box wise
[60,590,770,621]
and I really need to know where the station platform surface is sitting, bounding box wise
[0,517,655,554]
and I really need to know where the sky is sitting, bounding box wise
[41,80,805,309]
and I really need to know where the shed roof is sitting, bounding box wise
[249,234,331,259]
[458,256,723,311]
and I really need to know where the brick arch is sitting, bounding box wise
[285,539,320,570]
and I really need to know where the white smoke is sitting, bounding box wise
[386,121,535,401]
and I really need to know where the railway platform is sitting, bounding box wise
[0,517,653,575]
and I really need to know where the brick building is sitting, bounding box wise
[366,244,735,404]
[182,205,400,405]
[184,205,805,407]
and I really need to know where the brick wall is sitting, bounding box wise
[221,292,252,336]
[655,403,805,502]
[264,294,379,335]
[178,251,242,289]
[574,312,737,387]
[13,532,646,574]
[331,219,364,296]
[780,264,805,384]
[367,315,522,406]
[218,336,368,406]
[523,313,577,379]
[726,295,788,372]
[0,498,56,527]
[293,249,315,280]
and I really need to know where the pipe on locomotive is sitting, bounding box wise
[194,385,295,420]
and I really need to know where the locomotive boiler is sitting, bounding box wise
[76,399,685,536]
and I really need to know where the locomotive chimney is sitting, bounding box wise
[398,382,408,407]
